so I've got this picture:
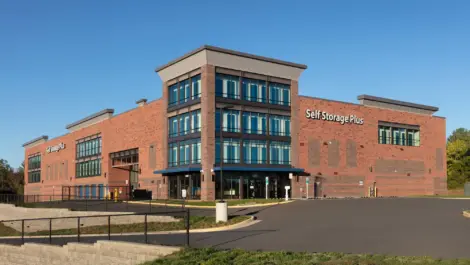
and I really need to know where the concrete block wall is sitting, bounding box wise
[0,241,181,265]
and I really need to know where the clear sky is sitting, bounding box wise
[1,0,469,168]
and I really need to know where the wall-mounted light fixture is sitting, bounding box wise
[369,166,373,172]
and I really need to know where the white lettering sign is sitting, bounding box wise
[46,143,65,153]
[305,109,364,125]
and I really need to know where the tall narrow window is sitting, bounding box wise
[168,143,178,167]
[242,78,267,103]
[179,79,190,104]
[191,75,201,100]
[243,140,267,164]
[215,74,240,99]
[178,113,190,136]
[269,83,290,106]
[28,154,41,183]
[191,110,201,133]
[169,116,179,137]
[76,135,102,178]
[168,84,178,107]
[216,109,240,133]
[215,138,240,164]
[191,139,201,164]
[242,112,267,135]
[269,115,291,136]
[270,141,291,165]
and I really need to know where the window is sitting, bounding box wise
[168,139,201,167]
[269,83,290,106]
[169,116,179,137]
[168,143,178,167]
[179,140,191,165]
[191,75,201,100]
[178,113,190,136]
[215,138,240,164]
[191,110,201,133]
[242,78,267,103]
[216,74,240,99]
[216,109,240,133]
[191,139,201,164]
[269,115,291,136]
[76,137,101,159]
[179,79,190,104]
[76,136,102,178]
[168,83,178,107]
[76,159,102,178]
[27,154,41,183]
[243,140,267,164]
[378,125,420,147]
[242,112,267,135]
[270,141,291,165]
[378,126,392,144]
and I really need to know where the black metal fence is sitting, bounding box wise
[0,210,190,247]
[0,193,189,213]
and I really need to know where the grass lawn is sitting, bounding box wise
[142,248,470,265]
[0,216,249,237]
[0,223,20,237]
[411,195,469,198]
[151,199,285,207]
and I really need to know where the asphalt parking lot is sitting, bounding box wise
[2,198,470,259]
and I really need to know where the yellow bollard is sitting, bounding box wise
[114,188,118,202]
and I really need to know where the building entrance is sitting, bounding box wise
[168,174,201,199]
[216,172,292,200]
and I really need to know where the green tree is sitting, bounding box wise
[447,128,470,144]
[0,159,24,194]
[446,128,470,189]
[447,140,470,189]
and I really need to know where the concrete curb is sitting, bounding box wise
[0,216,259,240]
[462,211,470,218]
[126,200,292,209]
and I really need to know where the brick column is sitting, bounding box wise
[290,80,300,168]
[160,81,169,199]
[201,65,216,201]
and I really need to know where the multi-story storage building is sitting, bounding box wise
[23,45,447,201]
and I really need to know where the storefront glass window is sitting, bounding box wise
[269,82,290,106]
[215,138,240,164]
[215,74,240,99]
[243,140,267,164]
[270,141,291,165]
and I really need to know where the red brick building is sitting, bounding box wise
[23,45,447,201]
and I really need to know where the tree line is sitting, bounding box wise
[0,159,24,195]
[447,128,470,189]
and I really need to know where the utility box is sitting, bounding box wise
[464,182,470,197]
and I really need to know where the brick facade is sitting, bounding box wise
[23,45,446,200]
[24,99,167,200]
[293,96,447,198]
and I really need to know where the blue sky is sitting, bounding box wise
[1,0,469,168]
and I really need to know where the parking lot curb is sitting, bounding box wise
[0,216,259,240]
[126,200,292,209]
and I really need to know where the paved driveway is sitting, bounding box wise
[2,198,470,259]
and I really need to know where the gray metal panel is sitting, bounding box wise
[64,161,68,180]
[308,139,321,167]
[378,121,420,130]
[346,140,357,168]
[148,144,156,169]
[465,182,470,196]
[436,148,444,171]
[155,45,308,72]
[328,140,340,168]
[65,109,114,129]
[22,135,48,147]
[374,159,425,175]
[357,94,439,112]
